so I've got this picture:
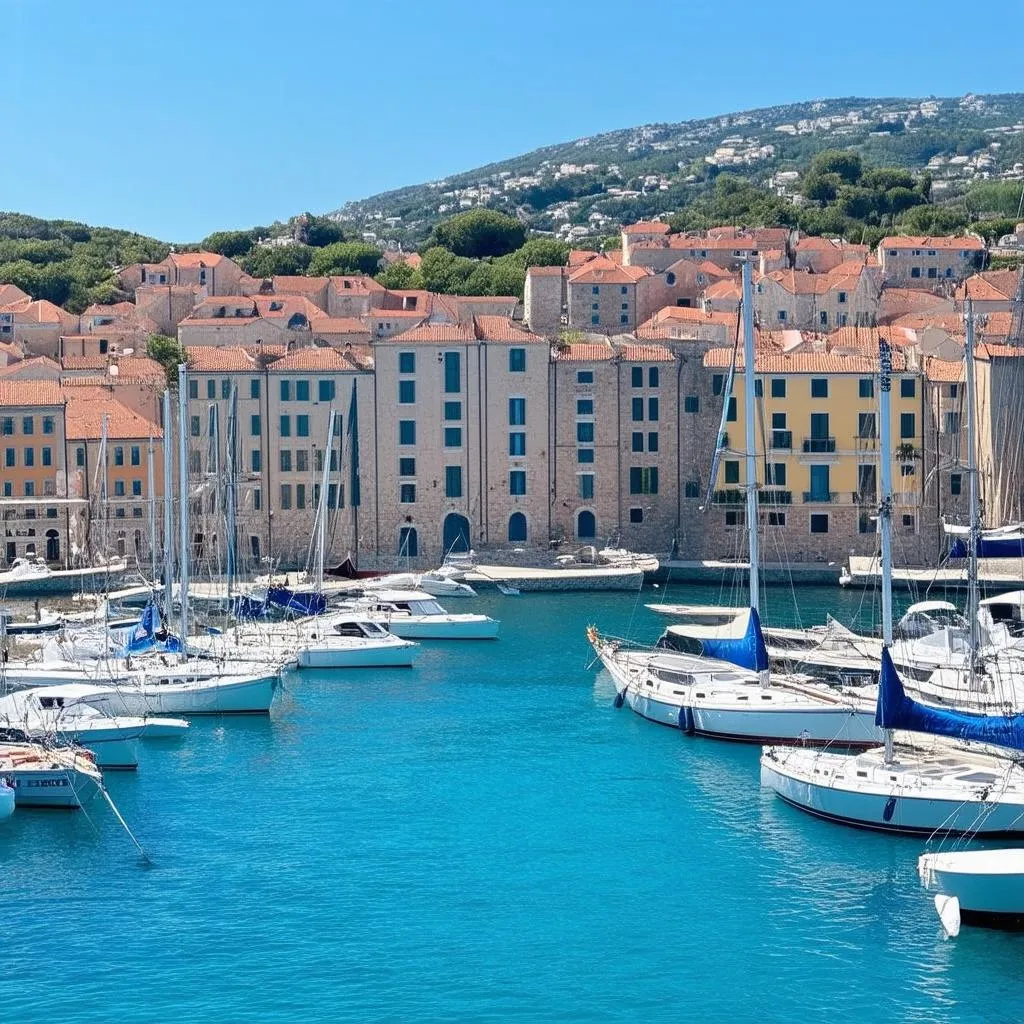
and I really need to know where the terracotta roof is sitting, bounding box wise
[330,275,386,294]
[961,269,1020,302]
[370,309,427,320]
[0,356,61,378]
[979,312,1015,340]
[526,265,565,277]
[82,301,139,319]
[555,342,615,362]
[472,316,545,344]
[985,344,1024,358]
[180,317,261,327]
[0,284,30,306]
[166,250,227,268]
[387,323,476,344]
[60,355,164,380]
[705,279,742,300]
[880,235,985,251]
[641,306,735,327]
[760,261,869,296]
[618,343,674,362]
[186,347,259,373]
[703,347,908,373]
[267,346,368,372]
[623,221,671,234]
[64,388,162,440]
[568,256,649,285]
[310,316,369,335]
[878,288,953,321]
[0,341,22,363]
[271,276,330,295]
[0,380,64,407]
[252,295,323,321]
[925,357,966,383]
[378,289,437,313]
[1,299,77,326]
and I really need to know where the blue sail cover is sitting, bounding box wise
[949,535,1024,558]
[876,647,1024,752]
[266,586,326,617]
[700,607,770,673]
[114,601,181,656]
[233,594,270,620]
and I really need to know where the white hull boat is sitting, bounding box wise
[0,742,102,808]
[296,636,418,668]
[87,669,278,716]
[0,780,13,819]
[761,741,1024,836]
[919,849,1024,931]
[336,590,499,640]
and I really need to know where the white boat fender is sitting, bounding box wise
[935,895,961,938]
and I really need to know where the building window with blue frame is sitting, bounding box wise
[509,348,526,372]
[445,465,463,498]
[509,398,526,425]
[295,380,310,402]
[399,352,416,374]
[509,432,526,456]
[444,352,461,393]
[399,380,416,404]
[399,420,416,445]
[509,470,526,496]
[444,427,462,448]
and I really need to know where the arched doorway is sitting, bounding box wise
[577,510,596,540]
[45,530,60,562]
[508,512,527,543]
[398,526,419,558]
[442,513,470,554]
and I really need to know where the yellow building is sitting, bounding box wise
[703,330,927,561]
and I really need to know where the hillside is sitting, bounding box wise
[328,93,1024,248]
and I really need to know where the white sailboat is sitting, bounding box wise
[589,262,878,746]
[761,302,1024,836]
[0,741,103,808]
[919,849,1024,934]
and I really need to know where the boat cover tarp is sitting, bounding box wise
[699,607,770,672]
[949,535,1024,559]
[233,594,270,620]
[876,647,1024,752]
[267,586,326,617]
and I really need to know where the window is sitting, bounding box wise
[577,399,594,415]
[777,310,787,322]
[767,463,786,485]
[130,445,140,466]
[684,395,699,413]
[809,464,831,500]
[648,432,659,452]
[770,378,786,399]
[911,267,921,279]
[444,427,462,448]
[400,484,416,503]
[220,379,231,400]
[810,378,828,399]
[859,378,874,399]
[444,352,461,393]
[2,481,9,495]
[712,374,724,396]
[620,286,628,295]
[280,450,292,472]
[949,384,959,399]
[23,447,33,467]
[445,465,463,498]
[579,474,594,499]
[927,267,937,279]
[592,315,600,326]
[188,379,198,399]
[21,416,33,435]
[251,449,261,473]
[251,414,261,436]
[944,411,961,435]
[724,460,740,484]
[810,513,829,534]
[508,512,527,542]
[398,526,418,557]
[279,415,291,438]
[629,467,658,494]
[280,380,291,402]
[253,488,261,511]
[648,397,659,421]
[207,379,216,400]
[399,420,416,445]
[631,366,643,388]
[838,291,847,304]
[399,380,416,404]
[767,512,786,527]
[900,463,916,477]
[76,447,85,467]
[900,378,916,399]
[296,450,308,473]
[577,448,594,464]
[631,397,644,421]
[399,352,416,374]
[754,379,763,398]
[819,311,828,327]
[509,348,526,372]
[649,367,659,388]
[190,416,200,437]
[631,432,644,453]
[250,379,261,400]
[577,422,595,443]
[42,417,54,435]
[189,450,201,473]
[592,286,600,295]
[113,446,124,467]
[23,481,33,497]
[629,507,644,524]
[725,509,744,527]
[726,397,737,422]
[399,457,416,476]
[509,398,526,425]
[509,470,526,495]
[442,401,461,421]
[41,446,51,467]
[280,484,292,510]
[294,380,309,402]
[114,480,125,497]
[684,481,700,498]
[950,474,962,496]
[509,432,526,456]
[900,412,916,439]
[0,418,10,435]
[318,380,335,402]
[577,371,593,384]
[132,480,142,497]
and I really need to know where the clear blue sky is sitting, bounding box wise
[5,0,1022,242]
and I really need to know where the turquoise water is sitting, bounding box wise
[2,585,1022,1023]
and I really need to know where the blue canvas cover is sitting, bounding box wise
[266,586,326,617]
[700,607,770,673]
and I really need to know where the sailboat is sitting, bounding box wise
[588,262,879,745]
[761,304,1024,835]
[0,741,103,808]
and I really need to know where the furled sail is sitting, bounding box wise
[658,607,769,672]
[876,647,1024,752]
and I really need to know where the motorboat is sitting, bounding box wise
[0,607,62,636]
[0,685,149,769]
[0,779,13,820]
[588,625,880,746]
[417,570,477,598]
[334,590,499,639]
[919,849,1024,933]
[0,741,102,808]
[0,556,128,596]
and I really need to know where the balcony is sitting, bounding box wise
[854,434,879,450]
[760,489,792,506]
[769,430,792,451]
[713,489,744,505]
[803,490,837,503]
[802,436,836,454]
[852,490,877,505]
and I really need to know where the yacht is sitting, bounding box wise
[334,590,499,639]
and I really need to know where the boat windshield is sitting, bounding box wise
[655,632,705,657]
[407,600,447,616]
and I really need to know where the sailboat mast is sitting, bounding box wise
[315,409,337,593]
[879,335,895,762]
[147,430,157,583]
[225,382,238,598]
[177,365,190,644]
[741,260,760,615]
[964,300,981,669]
[162,389,174,618]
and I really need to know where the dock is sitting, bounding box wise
[465,564,644,592]
[658,560,842,586]
[843,555,1024,592]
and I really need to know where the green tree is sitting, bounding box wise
[241,244,314,278]
[965,181,1024,218]
[802,172,843,203]
[376,260,424,289]
[807,149,863,185]
[508,237,570,268]
[303,215,348,248]
[430,209,527,258]
[307,241,383,276]
[200,230,256,258]
[146,333,186,387]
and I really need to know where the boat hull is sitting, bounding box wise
[920,852,1024,927]
[624,688,689,728]
[761,758,1024,836]
[86,674,278,716]
[386,618,499,640]
[691,703,880,747]
[66,733,139,770]
[0,783,13,819]
[6,764,100,808]
[296,643,417,668]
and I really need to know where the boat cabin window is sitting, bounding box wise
[650,667,695,686]
[408,600,446,615]
[655,632,705,657]
[335,622,369,638]
[38,696,66,709]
